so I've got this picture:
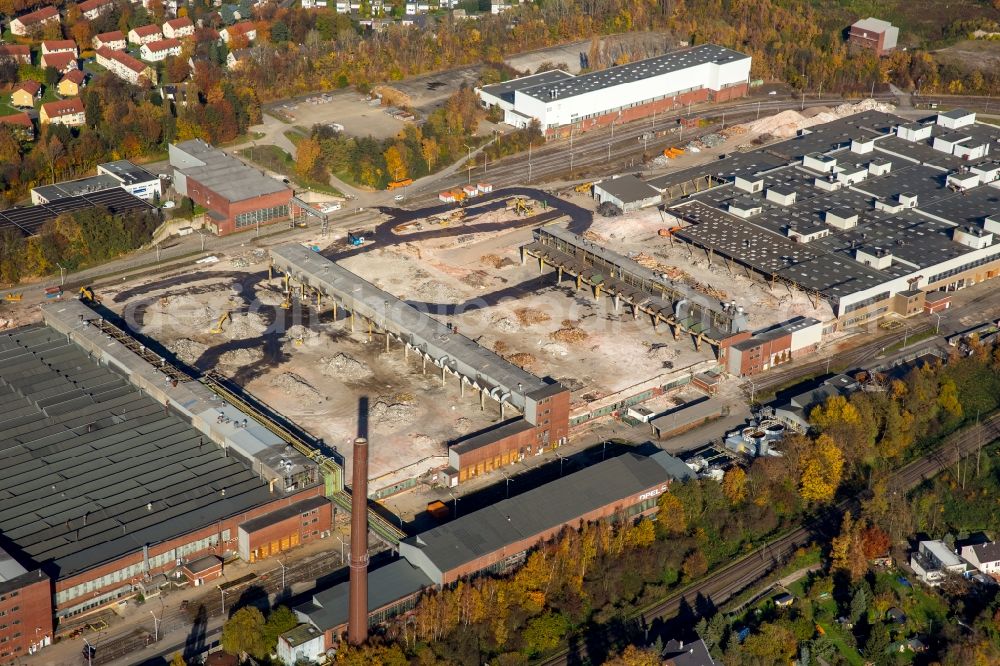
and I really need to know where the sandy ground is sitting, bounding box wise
[277,91,408,139]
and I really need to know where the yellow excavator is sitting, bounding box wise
[79,286,100,303]
[210,311,231,334]
[3,293,22,302]
[281,274,293,310]
[574,182,593,193]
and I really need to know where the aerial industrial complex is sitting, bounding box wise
[477,44,751,133]
[0,301,351,659]
[659,109,1000,328]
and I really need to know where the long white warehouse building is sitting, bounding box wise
[477,44,751,133]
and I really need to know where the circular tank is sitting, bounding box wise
[762,421,786,440]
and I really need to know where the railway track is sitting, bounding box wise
[535,411,1000,665]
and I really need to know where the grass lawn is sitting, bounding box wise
[0,99,20,116]
[883,329,937,354]
[238,144,342,196]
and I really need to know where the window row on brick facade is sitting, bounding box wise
[235,204,289,228]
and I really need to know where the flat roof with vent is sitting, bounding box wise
[0,324,277,580]
[517,44,749,102]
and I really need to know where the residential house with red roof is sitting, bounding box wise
[10,6,60,37]
[40,98,85,126]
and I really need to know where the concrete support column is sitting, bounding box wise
[479,388,485,410]
[671,324,679,340]
[594,284,602,301]
[441,365,446,385]
[651,315,658,330]
[613,294,620,312]
[385,331,390,353]
[460,376,465,397]
[333,301,338,320]
[404,344,409,361]
[500,401,506,420]
[631,304,638,320]
[422,356,427,374]
[519,247,526,265]
[575,274,582,291]
[367,318,372,343]
[694,335,702,351]
[538,257,545,272]
[350,311,355,332]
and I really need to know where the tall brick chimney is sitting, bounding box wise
[347,435,369,645]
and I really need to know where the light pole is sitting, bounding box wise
[527,142,532,183]
[220,587,226,615]
[276,557,287,594]
[463,143,472,184]
[335,534,346,561]
[902,324,910,349]
[933,312,944,335]
[746,377,758,405]
[602,440,608,461]
[501,471,511,499]
[82,638,94,666]
[556,451,565,477]
[150,610,160,642]
[56,262,65,286]
[448,490,460,518]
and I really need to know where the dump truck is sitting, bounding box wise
[387,178,413,190]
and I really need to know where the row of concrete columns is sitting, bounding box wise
[275,267,515,420]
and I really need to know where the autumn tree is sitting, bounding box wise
[830,511,868,582]
[602,645,660,666]
[860,524,891,559]
[295,136,323,180]
[682,548,708,579]
[220,606,267,659]
[799,434,844,504]
[655,491,687,537]
[168,653,186,666]
[722,467,747,505]
[383,143,409,182]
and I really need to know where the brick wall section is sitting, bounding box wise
[52,485,325,617]
[241,501,332,562]
[184,177,294,235]
[546,82,748,138]
[0,572,53,663]
[453,389,571,482]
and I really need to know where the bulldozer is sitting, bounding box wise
[210,311,231,334]
[3,293,22,302]
[79,286,100,303]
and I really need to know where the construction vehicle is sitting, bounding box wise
[3,293,22,302]
[510,197,533,217]
[210,311,231,334]
[574,182,593,193]
[426,500,450,521]
[347,230,366,246]
[44,286,62,299]
[663,146,684,159]
[387,178,412,190]
[79,286,100,303]
[448,208,466,224]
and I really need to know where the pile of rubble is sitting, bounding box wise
[321,352,373,381]
[231,249,269,268]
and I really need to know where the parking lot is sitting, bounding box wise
[270,90,409,140]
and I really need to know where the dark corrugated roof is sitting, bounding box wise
[239,496,328,534]
[400,453,678,576]
[296,558,431,632]
[0,325,276,580]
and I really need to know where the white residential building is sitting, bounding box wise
[910,540,965,586]
[140,38,182,62]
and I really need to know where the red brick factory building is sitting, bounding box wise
[168,139,306,236]
[0,301,336,662]
[281,450,695,662]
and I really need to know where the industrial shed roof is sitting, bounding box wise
[517,44,749,102]
[0,187,153,236]
[0,324,276,580]
[296,558,432,632]
[479,70,574,105]
[170,139,288,203]
[400,452,685,578]
[595,174,661,204]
